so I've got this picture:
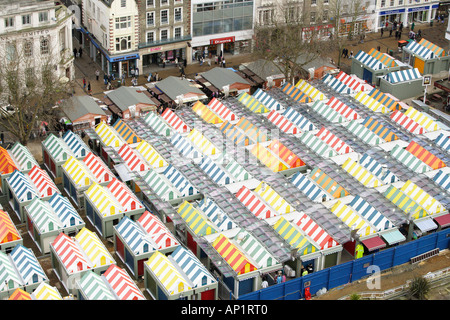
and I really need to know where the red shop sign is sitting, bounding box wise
[210,36,235,45]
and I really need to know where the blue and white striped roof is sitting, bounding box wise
[359,153,399,184]
[290,172,332,202]
[405,40,435,59]
[354,50,388,70]
[384,68,422,84]
[348,196,395,231]
[198,197,236,231]
[7,170,38,202]
[199,155,235,186]
[170,133,201,159]
[253,88,283,111]
[433,170,450,191]
[434,133,450,151]
[283,107,316,131]
[63,130,89,158]
[163,165,199,197]
[115,216,155,255]
[48,193,84,228]
[322,74,353,94]
[10,244,47,285]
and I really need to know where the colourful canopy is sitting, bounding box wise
[208,98,238,121]
[112,119,141,144]
[237,91,270,113]
[178,201,218,236]
[0,209,21,244]
[161,108,190,133]
[315,127,354,155]
[212,234,257,275]
[192,101,223,124]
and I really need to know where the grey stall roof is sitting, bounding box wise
[200,67,250,90]
[60,95,107,121]
[105,86,156,111]
[155,76,206,101]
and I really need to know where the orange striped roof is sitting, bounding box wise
[0,209,20,244]
[405,141,446,170]
[212,234,257,275]
[192,101,223,124]
[310,167,349,198]
[251,143,288,172]
[9,288,32,300]
[0,147,18,175]
[368,48,396,67]
[418,39,445,57]
[267,140,305,168]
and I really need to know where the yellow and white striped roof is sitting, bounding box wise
[135,140,168,168]
[85,183,123,217]
[62,156,94,188]
[31,282,63,300]
[254,181,292,214]
[187,128,217,155]
[331,200,377,237]
[341,158,384,188]
[95,122,123,147]
[75,227,115,267]
[400,180,444,214]
[295,79,326,101]
[354,91,389,113]
[403,107,440,132]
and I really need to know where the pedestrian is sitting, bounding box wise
[0,132,4,144]
[399,22,403,32]
[121,73,126,85]
[148,73,152,82]
[82,77,86,90]
[162,58,166,68]
[130,68,135,78]
[104,74,108,85]
[87,82,91,95]
[301,267,308,277]
[349,51,353,59]
[398,31,402,39]
[276,271,283,284]
[222,58,226,68]
[261,276,269,289]
[59,130,63,138]
[380,27,384,37]
[395,30,399,40]
[341,48,346,57]
[389,28,393,37]
[73,48,77,58]
[95,69,100,81]
[135,67,139,77]
[79,47,83,58]
[411,22,415,31]
[441,14,444,23]
[155,72,159,81]
[385,21,389,28]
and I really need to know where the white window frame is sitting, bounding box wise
[146,31,155,43]
[146,0,155,8]
[146,11,155,27]
[39,11,48,22]
[160,9,169,25]
[22,14,31,25]
[174,0,183,4]
[160,0,169,6]
[121,0,127,7]
[174,7,182,23]
[40,37,50,55]
[5,17,14,28]
[174,26,182,39]
[160,28,169,41]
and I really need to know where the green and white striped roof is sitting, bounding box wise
[25,197,63,234]
[390,144,432,173]
[141,169,182,201]
[310,100,347,123]
[298,131,338,157]
[10,142,38,171]
[78,270,116,300]
[234,228,278,269]
[143,111,173,137]
[42,134,73,163]
[345,121,383,145]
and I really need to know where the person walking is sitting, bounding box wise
[104,74,108,85]
[95,70,100,81]
[399,22,403,32]
[73,48,77,58]
[222,58,226,68]
[87,82,91,95]
[79,47,83,58]
[389,28,393,37]
[380,27,384,37]
[121,72,126,86]
[261,276,269,289]
[411,22,415,31]
[82,77,86,90]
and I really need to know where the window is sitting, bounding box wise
[6,42,16,62]
[390,0,394,6]
[146,0,154,7]
[39,12,48,22]
[121,0,126,7]
[146,12,155,26]
[40,37,49,55]
[161,10,168,24]
[146,31,155,43]
[5,17,14,28]
[161,0,168,6]
[160,29,168,40]
[323,0,329,4]
[22,15,31,25]
[174,0,183,4]
[310,12,316,23]
[311,0,317,5]
[174,8,182,22]
[380,0,385,7]
[24,40,33,57]
[115,36,131,51]
[174,26,182,39]
[323,10,328,21]
[398,0,403,4]
[115,16,131,29]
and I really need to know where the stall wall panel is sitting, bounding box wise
[201,289,215,300]
[414,58,425,74]
[116,236,124,260]
[363,69,373,84]
[138,258,145,277]
[238,278,253,296]
[350,256,373,282]
[283,278,302,300]
[328,263,352,289]
[372,249,395,271]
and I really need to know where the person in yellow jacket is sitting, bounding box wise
[355,243,364,259]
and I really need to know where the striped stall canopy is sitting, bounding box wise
[0,209,20,243]
[52,232,91,273]
[267,140,305,168]
[345,121,383,145]
[138,211,179,249]
[292,212,339,249]
[219,121,250,146]
[75,227,114,268]
[25,198,63,233]
[283,107,316,131]
[103,264,146,300]
[281,82,313,103]
[178,201,218,236]
[390,144,432,173]
[208,98,238,121]
[85,182,123,217]
[349,196,395,231]
[298,131,338,158]
[254,181,291,214]
[0,250,22,291]
[170,246,216,287]
[384,68,422,84]
[295,79,326,101]
[83,152,114,185]
[390,110,426,134]
[361,117,398,142]
[354,50,388,70]
[10,143,38,172]
[434,133,450,151]
[135,140,168,168]
[199,155,235,185]
[7,170,38,202]
[309,167,349,198]
[291,172,333,202]
[273,217,318,256]
[330,201,377,237]
[0,147,18,175]
[146,251,192,295]
[198,197,237,231]
[354,91,390,113]
[310,100,347,123]
[216,154,253,181]
[171,133,202,158]
[326,97,360,121]
[163,165,199,197]
[62,130,89,158]
[78,271,115,300]
[250,143,288,172]
[8,288,31,300]
[143,111,172,137]
[404,107,440,132]
[95,122,124,147]
[118,143,151,172]
[418,38,446,57]
[235,117,268,144]
[31,282,63,300]
[238,92,270,113]
[141,169,181,201]
[383,185,428,220]
[316,127,354,155]
[28,165,60,198]
[432,169,450,190]
[322,73,353,94]
[368,48,397,68]
[341,158,384,188]
[266,110,300,134]
[42,134,71,163]
[336,71,372,92]
[212,233,257,275]
[62,156,94,188]
[115,216,156,254]
[406,40,435,59]
[107,178,143,212]
[187,128,218,155]
[112,119,141,144]
[405,141,446,170]
[234,228,278,268]
[401,180,444,214]
[48,193,84,228]
[161,108,190,133]
[253,88,282,111]
[192,101,223,124]
[235,185,276,219]
[359,153,399,184]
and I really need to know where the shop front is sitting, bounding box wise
[139,41,190,71]
[377,9,405,29]
[406,5,436,24]
[192,35,252,62]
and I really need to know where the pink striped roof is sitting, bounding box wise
[208,98,237,121]
[266,110,300,134]
[390,110,426,134]
[336,71,373,92]
[107,178,143,212]
[235,185,275,219]
[316,127,354,154]
[52,233,90,273]
[28,165,60,198]
[292,212,339,249]
[137,211,179,249]
[117,144,150,172]
[103,265,145,300]
[83,152,113,184]
[161,108,190,133]
[326,97,360,120]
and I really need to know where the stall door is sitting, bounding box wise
[363,68,373,84]
[201,289,215,300]
[414,57,425,74]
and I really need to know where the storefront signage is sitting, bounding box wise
[302,24,334,32]
[210,36,235,45]
[408,6,430,12]
[149,46,163,52]
[110,53,140,63]
[379,8,405,16]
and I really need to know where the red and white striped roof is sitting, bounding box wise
[106,178,143,212]
[235,185,275,219]
[83,152,113,184]
[390,110,426,134]
[52,233,90,274]
[118,144,151,172]
[208,98,237,121]
[103,265,145,300]
[266,110,300,134]
[28,165,60,198]
[336,71,373,92]
[161,108,190,133]
[292,212,339,250]
[137,211,179,249]
[315,127,354,155]
[326,97,360,121]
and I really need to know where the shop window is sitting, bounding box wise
[161,0,168,6]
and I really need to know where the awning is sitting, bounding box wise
[434,214,450,228]
[414,218,438,233]
[361,236,386,252]
[380,229,406,245]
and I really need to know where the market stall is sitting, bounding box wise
[0,209,22,253]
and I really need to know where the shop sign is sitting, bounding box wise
[149,46,163,52]
[379,8,405,15]
[408,6,430,12]
[302,24,334,32]
[210,36,235,45]
[110,53,140,62]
